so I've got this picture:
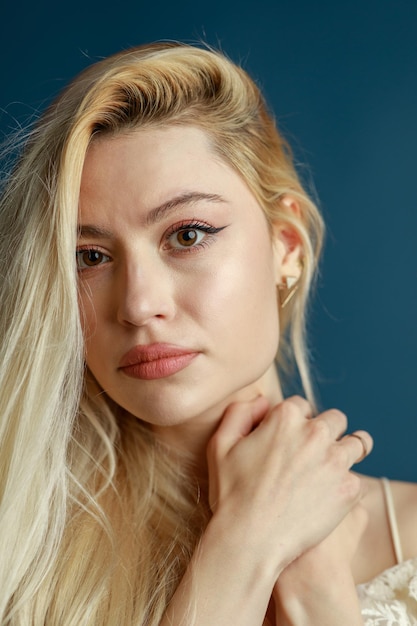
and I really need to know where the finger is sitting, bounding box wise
[263,395,313,428]
[276,395,313,419]
[351,430,374,462]
[314,408,348,441]
[210,396,270,457]
[340,430,374,466]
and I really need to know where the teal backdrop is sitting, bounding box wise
[1,0,416,480]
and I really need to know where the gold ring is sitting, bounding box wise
[349,433,368,463]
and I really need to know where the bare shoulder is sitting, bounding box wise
[387,477,417,559]
[353,474,417,583]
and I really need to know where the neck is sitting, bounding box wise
[151,363,283,479]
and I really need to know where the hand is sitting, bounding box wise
[273,504,368,625]
[207,396,373,579]
[276,502,368,588]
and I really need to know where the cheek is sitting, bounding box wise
[235,241,280,348]
[77,286,104,357]
[191,240,280,352]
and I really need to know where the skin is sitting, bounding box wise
[77,125,417,625]
[78,125,295,458]
[274,478,417,625]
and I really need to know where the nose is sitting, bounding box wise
[116,256,175,327]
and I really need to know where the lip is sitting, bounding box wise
[118,343,199,380]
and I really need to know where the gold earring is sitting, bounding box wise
[278,275,299,308]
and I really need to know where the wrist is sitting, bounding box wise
[274,567,362,626]
[206,510,285,591]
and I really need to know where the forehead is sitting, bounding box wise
[81,126,216,196]
[83,125,214,175]
[79,125,260,220]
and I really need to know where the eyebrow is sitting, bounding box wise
[78,191,227,239]
[77,224,114,239]
[145,191,226,226]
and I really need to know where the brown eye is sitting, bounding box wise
[176,229,200,247]
[165,222,227,251]
[169,228,205,249]
[76,249,110,269]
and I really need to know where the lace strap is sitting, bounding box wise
[381,477,404,564]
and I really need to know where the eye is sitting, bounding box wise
[168,228,206,249]
[76,248,111,269]
[164,221,228,252]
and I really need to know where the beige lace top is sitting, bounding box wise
[357,478,417,625]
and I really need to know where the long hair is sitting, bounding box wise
[0,42,324,624]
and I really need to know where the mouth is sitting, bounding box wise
[118,343,199,380]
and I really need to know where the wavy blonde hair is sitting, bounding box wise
[0,42,324,624]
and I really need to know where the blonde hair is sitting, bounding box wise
[0,42,324,624]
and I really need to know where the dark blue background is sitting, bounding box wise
[1,0,416,480]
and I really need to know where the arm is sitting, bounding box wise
[273,494,368,625]
[160,511,276,626]
[161,397,372,626]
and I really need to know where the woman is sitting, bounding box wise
[0,41,416,625]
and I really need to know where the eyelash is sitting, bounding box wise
[163,220,227,253]
[76,220,227,271]
[76,246,111,270]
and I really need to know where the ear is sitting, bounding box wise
[271,196,303,285]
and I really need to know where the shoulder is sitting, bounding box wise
[386,477,417,560]
[353,474,417,584]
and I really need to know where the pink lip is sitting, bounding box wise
[118,343,199,380]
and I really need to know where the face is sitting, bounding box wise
[78,126,292,432]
